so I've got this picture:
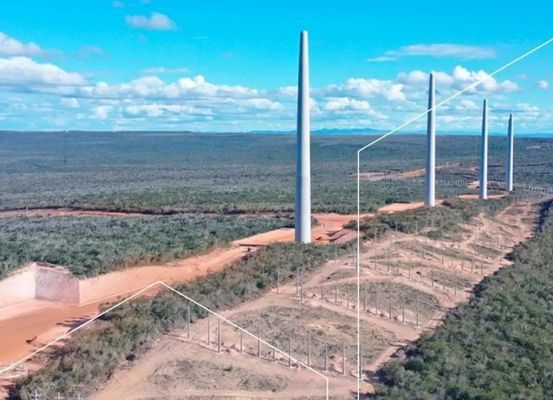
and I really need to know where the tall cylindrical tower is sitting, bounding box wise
[424,73,436,207]
[505,114,514,192]
[479,99,489,200]
[295,31,311,243]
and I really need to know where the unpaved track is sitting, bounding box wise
[90,200,538,399]
[0,213,359,367]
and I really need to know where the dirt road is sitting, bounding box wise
[90,200,537,399]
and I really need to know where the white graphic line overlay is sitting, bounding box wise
[0,280,330,399]
[355,35,553,398]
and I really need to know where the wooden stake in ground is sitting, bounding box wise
[300,269,304,303]
[307,330,311,367]
[375,286,379,316]
[402,297,405,323]
[342,342,346,376]
[288,327,292,368]
[324,333,329,372]
[187,303,191,339]
[217,318,221,353]
[257,321,261,358]
[276,268,280,294]
[207,314,211,345]
[240,329,243,353]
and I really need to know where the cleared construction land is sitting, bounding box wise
[87,198,535,399]
[3,194,537,400]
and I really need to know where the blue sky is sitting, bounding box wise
[0,0,552,133]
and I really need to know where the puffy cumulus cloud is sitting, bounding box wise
[78,75,260,100]
[537,80,549,90]
[398,66,518,95]
[0,32,43,56]
[324,78,406,101]
[0,57,86,87]
[323,97,373,112]
[398,70,453,86]
[93,105,112,120]
[125,12,177,31]
[277,86,297,97]
[451,66,518,92]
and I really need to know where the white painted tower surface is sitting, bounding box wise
[479,99,489,200]
[505,113,514,192]
[424,73,436,207]
[295,31,311,243]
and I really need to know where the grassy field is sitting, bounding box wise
[372,200,553,399]
[0,214,291,278]
[1,132,551,214]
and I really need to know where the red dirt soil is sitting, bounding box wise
[0,195,508,375]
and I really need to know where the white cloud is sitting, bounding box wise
[142,66,189,75]
[124,103,206,117]
[451,65,518,93]
[324,78,406,101]
[112,0,125,8]
[0,57,86,87]
[93,105,112,120]
[370,43,496,61]
[0,32,43,56]
[125,12,177,31]
[537,80,549,90]
[397,66,518,94]
[367,55,395,63]
[323,97,373,112]
[61,98,80,108]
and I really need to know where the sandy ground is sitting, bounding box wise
[89,199,537,399]
[359,163,464,183]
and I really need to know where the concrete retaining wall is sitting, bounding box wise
[0,266,36,302]
[35,264,80,304]
[0,263,80,306]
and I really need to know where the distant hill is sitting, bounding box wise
[251,127,384,135]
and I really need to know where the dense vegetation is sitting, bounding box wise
[352,197,511,240]
[2,132,549,214]
[10,242,350,399]
[372,200,553,399]
[0,214,291,278]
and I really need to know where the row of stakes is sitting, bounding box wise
[180,305,366,377]
[287,226,513,327]
[26,203,529,399]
